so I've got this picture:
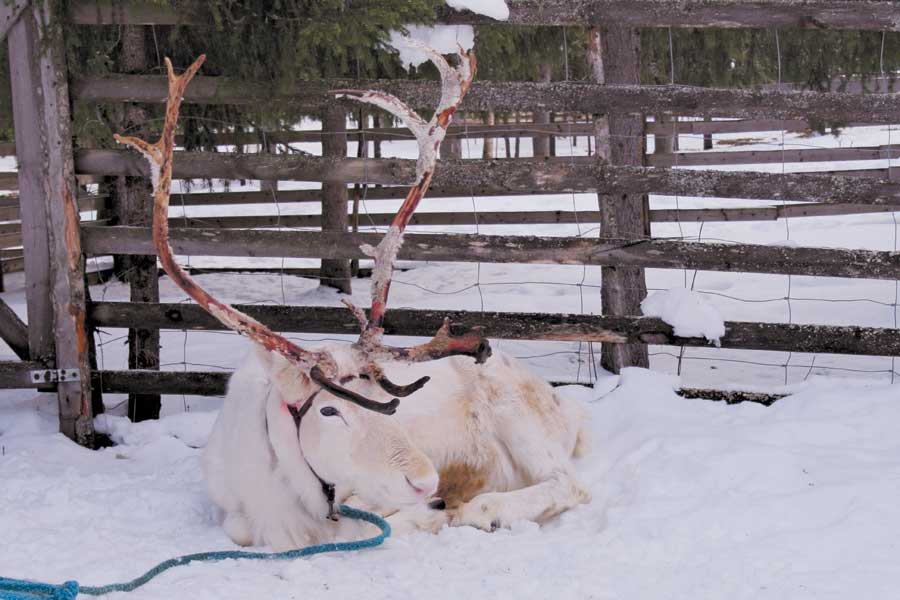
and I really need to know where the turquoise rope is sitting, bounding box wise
[0,505,390,600]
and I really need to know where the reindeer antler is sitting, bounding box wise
[115,47,487,415]
[336,41,490,395]
[113,56,404,414]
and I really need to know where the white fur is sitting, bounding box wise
[203,345,591,550]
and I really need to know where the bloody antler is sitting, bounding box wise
[112,56,406,414]
[336,41,490,395]
[115,47,488,415]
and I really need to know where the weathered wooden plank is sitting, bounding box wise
[164,203,900,229]
[0,195,104,221]
[71,77,900,123]
[0,172,18,190]
[0,0,28,43]
[8,1,95,445]
[157,186,555,206]
[1,256,24,273]
[8,8,53,363]
[320,104,351,293]
[115,24,161,422]
[88,303,900,357]
[0,231,23,248]
[80,226,900,280]
[591,25,650,371]
[677,387,785,406]
[6,119,827,152]
[646,119,810,135]
[92,369,230,395]
[72,150,900,206]
[0,297,29,360]
[651,203,900,222]
[89,371,792,402]
[68,0,900,32]
[648,144,900,168]
[0,361,47,388]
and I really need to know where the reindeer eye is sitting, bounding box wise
[320,406,340,417]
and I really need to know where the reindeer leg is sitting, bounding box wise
[343,494,449,536]
[450,417,590,532]
[451,470,590,532]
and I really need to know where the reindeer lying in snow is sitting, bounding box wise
[115,46,590,551]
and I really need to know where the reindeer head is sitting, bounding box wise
[115,46,483,512]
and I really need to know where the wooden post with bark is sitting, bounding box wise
[589,26,651,372]
[7,0,95,445]
[532,63,553,158]
[115,25,161,421]
[320,104,352,294]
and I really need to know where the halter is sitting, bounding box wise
[287,396,340,522]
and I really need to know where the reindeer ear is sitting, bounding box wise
[254,345,312,397]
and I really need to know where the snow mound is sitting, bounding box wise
[95,412,217,449]
[387,25,475,70]
[641,287,726,346]
[447,0,510,20]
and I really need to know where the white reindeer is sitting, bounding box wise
[115,47,591,551]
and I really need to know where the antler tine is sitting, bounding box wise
[114,56,338,380]
[334,89,428,143]
[334,42,488,398]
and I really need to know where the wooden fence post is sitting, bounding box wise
[116,25,160,421]
[589,26,651,373]
[532,63,553,158]
[320,104,351,293]
[8,0,95,445]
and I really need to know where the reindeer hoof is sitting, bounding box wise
[450,496,506,532]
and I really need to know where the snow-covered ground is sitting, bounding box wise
[1,120,899,596]
[2,371,899,598]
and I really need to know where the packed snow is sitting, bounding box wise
[2,370,900,598]
[641,287,727,345]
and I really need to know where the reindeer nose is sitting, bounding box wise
[405,473,439,498]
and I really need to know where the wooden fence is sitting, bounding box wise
[2,0,900,446]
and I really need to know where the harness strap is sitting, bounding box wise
[287,399,340,521]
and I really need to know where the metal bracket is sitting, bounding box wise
[28,369,81,384]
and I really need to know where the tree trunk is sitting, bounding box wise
[319,105,351,294]
[117,25,161,421]
[589,26,651,373]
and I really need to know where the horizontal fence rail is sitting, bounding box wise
[165,204,897,229]
[73,151,900,206]
[71,77,900,123]
[85,372,784,404]
[80,226,900,280]
[649,144,900,168]
[0,119,849,156]
[68,0,900,32]
[88,302,900,357]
